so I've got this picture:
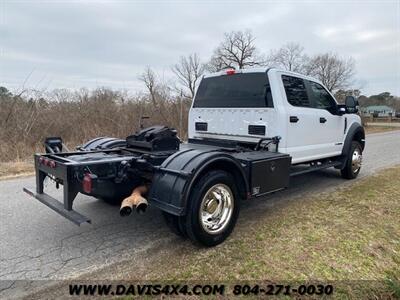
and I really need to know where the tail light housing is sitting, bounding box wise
[226,69,236,75]
[38,157,56,168]
[82,173,93,194]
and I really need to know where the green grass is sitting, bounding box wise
[116,167,400,298]
[28,167,400,299]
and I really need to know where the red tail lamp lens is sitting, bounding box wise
[82,174,92,194]
[226,69,235,75]
[48,160,56,168]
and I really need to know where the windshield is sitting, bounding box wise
[193,73,273,108]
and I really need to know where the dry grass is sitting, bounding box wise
[0,88,191,162]
[365,126,400,134]
[0,161,34,180]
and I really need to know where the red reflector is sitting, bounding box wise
[39,157,45,164]
[82,174,92,194]
[226,69,235,75]
[48,160,56,168]
[43,158,49,166]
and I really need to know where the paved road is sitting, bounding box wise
[1,131,399,298]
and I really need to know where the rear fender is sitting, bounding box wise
[148,148,249,216]
[77,137,126,151]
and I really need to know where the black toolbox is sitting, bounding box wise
[233,151,291,196]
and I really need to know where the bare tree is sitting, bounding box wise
[138,66,169,123]
[334,89,361,103]
[139,66,157,100]
[172,53,205,99]
[208,30,265,71]
[267,42,308,72]
[305,53,355,92]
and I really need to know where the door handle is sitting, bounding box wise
[320,117,327,123]
[290,116,299,123]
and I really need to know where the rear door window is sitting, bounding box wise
[193,73,272,108]
[282,75,310,107]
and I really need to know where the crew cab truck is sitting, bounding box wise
[23,68,365,246]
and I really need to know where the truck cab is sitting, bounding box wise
[189,68,362,164]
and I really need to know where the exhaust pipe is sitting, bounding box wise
[120,185,148,217]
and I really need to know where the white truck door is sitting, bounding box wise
[306,80,344,157]
[307,81,345,157]
[281,74,322,163]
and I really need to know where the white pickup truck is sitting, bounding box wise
[24,68,365,247]
[190,68,364,166]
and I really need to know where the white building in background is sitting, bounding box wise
[361,105,395,117]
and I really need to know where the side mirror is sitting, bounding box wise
[345,96,358,113]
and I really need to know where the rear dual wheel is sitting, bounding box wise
[163,170,240,247]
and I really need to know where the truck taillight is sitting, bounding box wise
[226,69,235,75]
[82,174,92,194]
[39,157,56,168]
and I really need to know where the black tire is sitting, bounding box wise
[341,141,363,179]
[184,170,240,247]
[162,211,187,237]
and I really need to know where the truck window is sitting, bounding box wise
[282,75,310,107]
[193,73,273,108]
[308,81,337,114]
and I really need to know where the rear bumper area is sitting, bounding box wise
[23,188,91,225]
[24,151,141,225]
[25,153,90,225]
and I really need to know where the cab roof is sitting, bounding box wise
[203,67,326,89]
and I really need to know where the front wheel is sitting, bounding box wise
[341,141,363,179]
[184,170,241,247]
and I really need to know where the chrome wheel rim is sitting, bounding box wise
[199,184,234,235]
[352,148,362,173]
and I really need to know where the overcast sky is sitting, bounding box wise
[1,0,399,96]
